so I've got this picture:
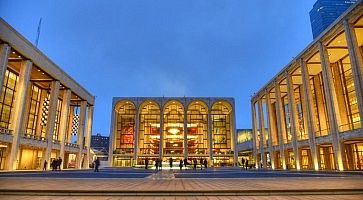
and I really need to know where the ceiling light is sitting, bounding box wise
[168,128,180,135]
[42,72,45,75]
[12,51,15,54]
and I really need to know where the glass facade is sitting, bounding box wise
[0,70,18,130]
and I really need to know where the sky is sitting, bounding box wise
[0,0,317,136]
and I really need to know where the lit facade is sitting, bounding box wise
[310,0,358,38]
[252,1,363,171]
[0,19,95,170]
[109,97,237,167]
[236,129,254,166]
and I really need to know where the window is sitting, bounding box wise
[0,70,18,130]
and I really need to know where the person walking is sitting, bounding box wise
[155,158,159,171]
[203,159,207,169]
[51,159,57,171]
[58,157,62,171]
[193,158,197,170]
[200,158,203,170]
[169,157,173,169]
[145,158,149,169]
[159,158,162,170]
[245,159,249,170]
[43,160,47,171]
[184,158,188,170]
[241,158,245,170]
[94,157,100,172]
[179,159,183,171]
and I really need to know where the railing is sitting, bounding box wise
[0,128,13,135]
[65,143,79,148]
[339,121,362,133]
[23,133,46,141]
[52,139,61,144]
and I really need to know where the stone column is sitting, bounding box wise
[265,90,275,169]
[0,44,10,96]
[44,81,60,169]
[5,60,32,170]
[258,99,267,168]
[251,100,259,168]
[344,20,363,126]
[159,109,164,159]
[59,89,71,170]
[286,71,301,170]
[275,81,287,169]
[231,105,238,166]
[184,109,188,159]
[76,100,87,169]
[134,107,140,165]
[208,109,213,166]
[319,42,344,171]
[84,105,94,168]
[300,59,319,170]
[108,108,116,167]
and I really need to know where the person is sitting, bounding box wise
[58,157,62,171]
[245,159,249,170]
[200,158,203,170]
[169,157,173,169]
[145,158,149,169]
[51,159,57,171]
[260,160,263,169]
[193,158,197,170]
[241,158,245,170]
[203,159,207,169]
[184,158,188,169]
[179,159,183,170]
[43,160,47,171]
[159,158,162,170]
[94,157,100,172]
[155,158,159,171]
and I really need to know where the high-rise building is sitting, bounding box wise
[309,0,358,38]
[91,133,109,152]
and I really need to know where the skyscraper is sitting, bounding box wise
[309,0,358,39]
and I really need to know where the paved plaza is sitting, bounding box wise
[0,168,363,199]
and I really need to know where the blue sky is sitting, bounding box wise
[0,0,316,136]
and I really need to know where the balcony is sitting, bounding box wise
[0,128,13,135]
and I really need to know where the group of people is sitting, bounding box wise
[43,157,62,171]
[145,157,208,171]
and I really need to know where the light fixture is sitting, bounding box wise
[168,128,180,135]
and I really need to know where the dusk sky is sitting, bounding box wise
[1,0,317,136]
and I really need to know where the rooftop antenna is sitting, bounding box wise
[35,18,42,47]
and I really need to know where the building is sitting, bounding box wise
[91,133,109,150]
[0,18,95,170]
[251,1,363,171]
[236,129,254,167]
[310,0,358,38]
[109,97,237,167]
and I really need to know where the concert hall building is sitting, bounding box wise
[109,97,237,167]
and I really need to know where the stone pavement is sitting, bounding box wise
[0,169,363,199]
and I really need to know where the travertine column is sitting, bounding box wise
[251,100,259,168]
[134,107,140,165]
[159,109,164,159]
[84,105,94,168]
[319,42,344,171]
[44,81,60,169]
[76,100,87,169]
[286,71,301,170]
[300,59,319,170]
[108,108,116,167]
[275,81,287,169]
[265,90,275,169]
[0,44,10,96]
[258,99,267,168]
[184,109,188,159]
[6,60,32,170]
[208,109,213,166]
[344,20,363,126]
[231,105,238,166]
[59,89,71,169]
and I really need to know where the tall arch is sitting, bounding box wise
[113,101,136,167]
[211,101,234,166]
[137,100,161,164]
[163,100,184,158]
[187,101,208,158]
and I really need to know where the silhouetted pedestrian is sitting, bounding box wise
[241,158,245,170]
[58,157,62,171]
[184,158,188,169]
[169,157,173,169]
[145,158,149,169]
[43,160,47,171]
[155,158,159,171]
[51,159,57,171]
[159,158,162,170]
[245,159,249,170]
[179,159,183,170]
[193,158,197,170]
[203,159,207,169]
[200,158,203,170]
[94,157,100,172]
